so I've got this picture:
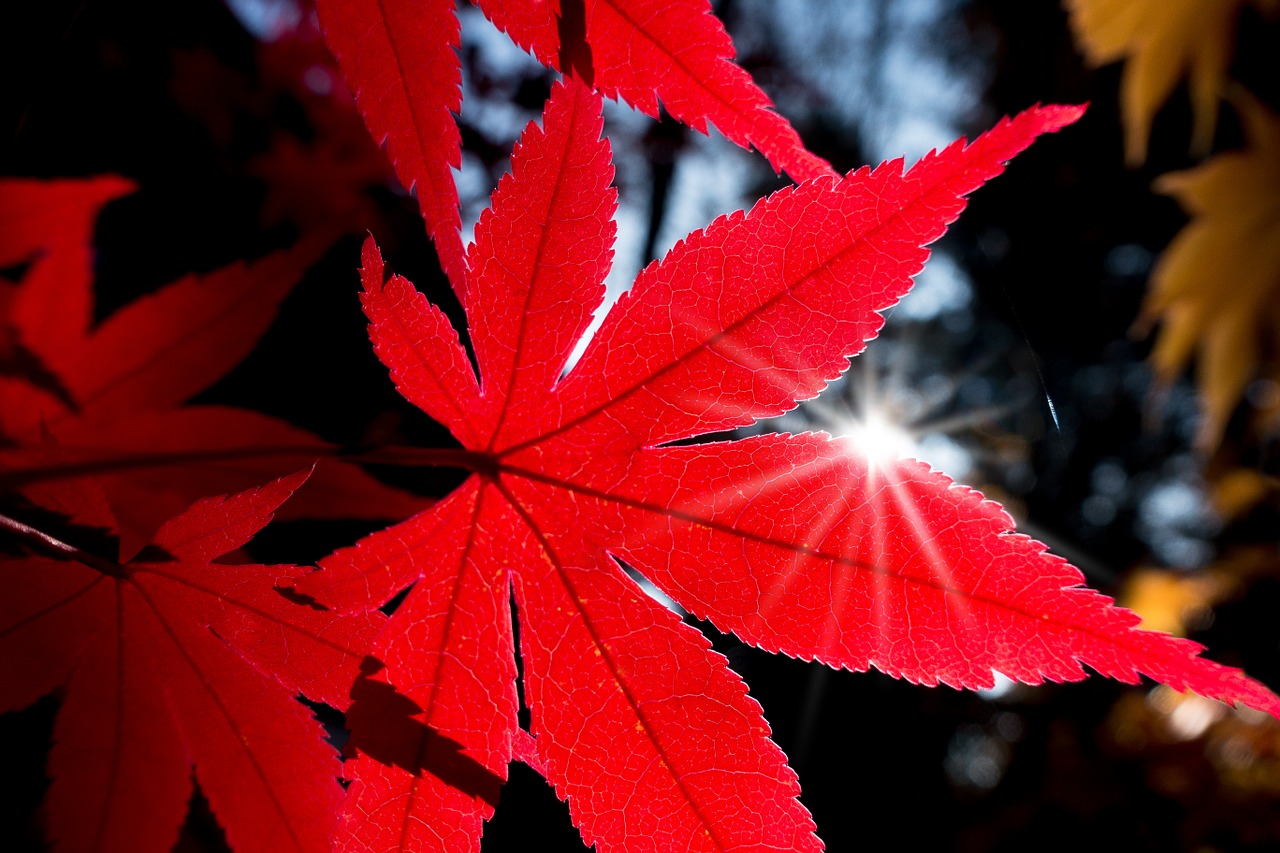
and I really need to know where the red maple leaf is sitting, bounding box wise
[0,175,134,394]
[313,0,833,296]
[0,470,383,852]
[298,79,1280,851]
[0,178,423,558]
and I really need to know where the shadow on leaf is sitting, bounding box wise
[347,656,502,809]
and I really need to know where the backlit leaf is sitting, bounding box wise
[293,80,1280,852]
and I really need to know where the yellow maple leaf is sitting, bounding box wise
[1213,466,1277,520]
[1064,0,1259,164]
[1121,566,1231,636]
[1142,92,1280,449]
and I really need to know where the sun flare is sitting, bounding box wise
[840,409,920,465]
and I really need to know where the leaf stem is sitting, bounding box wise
[346,446,496,475]
[0,444,494,492]
[0,512,128,577]
[0,445,332,491]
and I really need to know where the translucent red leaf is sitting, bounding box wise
[318,0,830,291]
[0,176,134,380]
[358,239,483,448]
[0,193,423,555]
[582,0,833,180]
[151,467,313,560]
[300,78,816,852]
[520,105,1087,462]
[304,78,1279,850]
[61,240,325,419]
[477,0,833,182]
[46,577,192,853]
[0,473,384,852]
[0,559,107,714]
[330,480,518,853]
[42,406,424,558]
[505,479,819,852]
[126,580,342,853]
[466,77,616,448]
[314,0,468,294]
[473,0,560,68]
[0,234,320,434]
[2,406,423,562]
[529,432,1280,713]
[0,176,134,268]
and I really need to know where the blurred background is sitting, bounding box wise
[3,0,1280,849]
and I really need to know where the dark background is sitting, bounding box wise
[3,1,1280,850]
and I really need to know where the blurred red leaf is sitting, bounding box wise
[0,470,383,852]
[0,178,423,557]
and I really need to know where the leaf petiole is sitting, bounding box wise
[0,444,494,492]
[0,511,128,577]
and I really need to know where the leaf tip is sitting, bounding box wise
[1018,102,1088,136]
[359,235,390,300]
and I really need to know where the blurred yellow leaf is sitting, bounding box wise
[1065,0,1250,164]
[1213,466,1277,520]
[1142,92,1280,449]
[1122,546,1277,638]
[1121,566,1232,636]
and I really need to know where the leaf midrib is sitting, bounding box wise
[497,157,932,459]
[496,460,1135,657]
[129,580,309,853]
[494,476,732,852]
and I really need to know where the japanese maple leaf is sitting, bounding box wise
[1065,0,1269,164]
[313,0,833,295]
[299,79,1280,852]
[0,175,134,397]
[0,470,383,852]
[0,178,422,557]
[1140,91,1280,450]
